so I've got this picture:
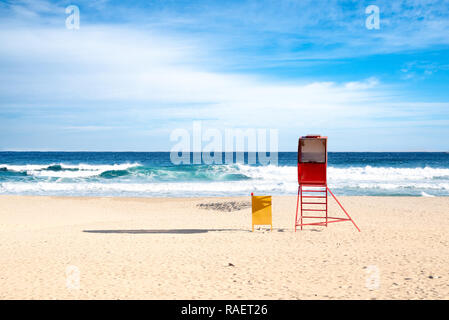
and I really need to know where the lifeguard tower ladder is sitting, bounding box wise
[295,135,360,232]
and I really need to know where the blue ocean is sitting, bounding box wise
[0,152,448,197]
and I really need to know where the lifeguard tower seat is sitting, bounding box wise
[295,135,360,232]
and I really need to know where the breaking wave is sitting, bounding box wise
[0,162,449,197]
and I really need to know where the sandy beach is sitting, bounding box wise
[0,195,448,300]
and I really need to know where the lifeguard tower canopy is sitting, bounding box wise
[297,135,327,185]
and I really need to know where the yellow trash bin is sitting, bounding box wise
[251,194,272,232]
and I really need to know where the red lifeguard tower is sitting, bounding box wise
[295,135,360,231]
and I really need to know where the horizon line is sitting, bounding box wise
[0,150,448,153]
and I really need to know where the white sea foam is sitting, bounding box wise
[0,181,297,196]
[237,165,449,183]
[0,164,51,171]
[328,166,449,182]
[1,163,449,196]
[0,163,142,178]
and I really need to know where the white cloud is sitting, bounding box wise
[0,25,393,129]
[0,24,445,129]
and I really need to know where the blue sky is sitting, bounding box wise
[0,0,449,151]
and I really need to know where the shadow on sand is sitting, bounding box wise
[83,228,250,234]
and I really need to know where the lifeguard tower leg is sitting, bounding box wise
[295,186,300,232]
[300,186,303,230]
[327,187,361,232]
